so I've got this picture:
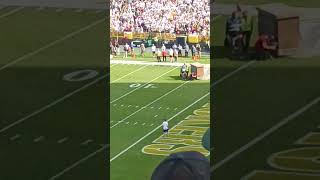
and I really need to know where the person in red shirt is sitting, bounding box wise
[255,34,277,60]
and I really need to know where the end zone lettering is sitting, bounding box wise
[142,103,210,156]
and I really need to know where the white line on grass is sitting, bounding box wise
[0,6,24,19]
[34,136,44,142]
[110,67,178,103]
[50,60,254,176]
[110,65,148,83]
[0,18,104,72]
[58,137,68,143]
[211,96,320,172]
[110,91,209,162]
[110,61,255,162]
[10,134,21,141]
[0,74,108,134]
[48,144,108,180]
[81,139,93,145]
[110,81,190,128]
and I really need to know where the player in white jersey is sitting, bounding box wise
[162,119,169,135]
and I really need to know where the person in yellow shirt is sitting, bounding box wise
[241,11,254,53]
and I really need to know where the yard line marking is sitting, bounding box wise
[10,134,21,141]
[110,61,255,162]
[0,6,24,19]
[0,74,108,134]
[110,67,178,103]
[211,96,320,172]
[48,144,108,180]
[110,65,149,83]
[81,139,93,145]
[110,91,209,162]
[0,18,105,72]
[154,115,158,117]
[110,81,190,128]
[58,137,69,143]
[34,136,44,142]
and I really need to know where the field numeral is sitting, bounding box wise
[129,83,156,88]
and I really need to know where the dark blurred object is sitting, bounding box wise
[151,151,210,180]
[256,3,299,56]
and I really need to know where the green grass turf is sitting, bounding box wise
[0,6,108,180]
[216,0,320,7]
[110,64,210,180]
[112,52,211,64]
[212,9,320,179]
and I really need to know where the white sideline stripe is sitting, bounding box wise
[110,67,178,103]
[50,60,253,175]
[0,18,104,72]
[110,92,209,162]
[110,61,255,162]
[0,6,24,19]
[34,136,44,142]
[110,81,190,128]
[48,144,108,180]
[10,134,21,140]
[110,65,148,83]
[211,96,320,172]
[0,74,108,134]
[58,137,68,143]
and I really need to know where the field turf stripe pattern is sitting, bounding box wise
[0,6,108,180]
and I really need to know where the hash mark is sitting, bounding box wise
[81,139,93,145]
[126,122,129,124]
[128,105,132,107]
[121,104,124,107]
[150,107,154,109]
[150,124,154,126]
[154,115,158,117]
[166,107,170,110]
[158,107,162,109]
[58,137,68,143]
[34,136,44,142]
[174,108,178,110]
[134,122,138,125]
[10,134,21,141]
[142,123,146,126]
[136,106,139,108]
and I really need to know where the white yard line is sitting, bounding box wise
[110,92,210,162]
[0,74,108,134]
[110,67,178,103]
[58,137,69,144]
[48,144,108,180]
[10,134,21,141]
[110,80,190,128]
[110,65,149,83]
[0,6,24,19]
[211,96,320,172]
[110,61,255,162]
[49,60,253,176]
[0,18,104,72]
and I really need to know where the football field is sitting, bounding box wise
[0,6,108,180]
[110,62,210,180]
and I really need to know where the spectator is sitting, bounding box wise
[254,34,277,60]
[169,48,174,62]
[225,12,241,49]
[162,48,167,62]
[157,48,162,62]
[152,44,156,57]
[173,48,179,62]
[185,44,189,57]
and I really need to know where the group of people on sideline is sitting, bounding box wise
[225,4,278,60]
[110,39,203,62]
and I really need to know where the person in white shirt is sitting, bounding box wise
[162,119,169,135]
[151,44,156,57]
[169,48,174,62]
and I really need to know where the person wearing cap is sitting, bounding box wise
[162,119,169,135]
[150,151,210,180]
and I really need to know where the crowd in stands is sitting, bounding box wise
[110,0,210,35]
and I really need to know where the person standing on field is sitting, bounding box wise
[152,44,156,57]
[162,119,169,135]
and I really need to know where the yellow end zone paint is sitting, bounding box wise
[142,103,210,156]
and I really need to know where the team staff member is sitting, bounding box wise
[162,119,169,135]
